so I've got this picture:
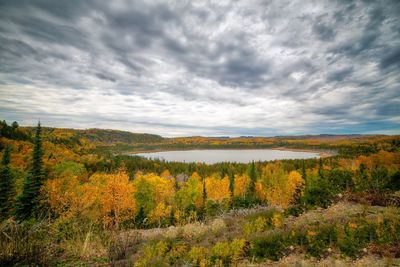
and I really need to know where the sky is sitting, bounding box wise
[0,0,399,137]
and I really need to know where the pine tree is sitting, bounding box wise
[0,145,15,220]
[246,161,257,197]
[229,173,235,198]
[135,206,146,228]
[168,208,176,226]
[202,178,207,207]
[318,158,324,179]
[15,122,45,220]
[301,160,307,180]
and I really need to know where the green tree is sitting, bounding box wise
[301,160,306,180]
[135,206,147,228]
[202,178,207,206]
[0,145,15,219]
[246,161,257,197]
[318,158,324,179]
[198,178,207,220]
[229,173,235,198]
[15,122,45,220]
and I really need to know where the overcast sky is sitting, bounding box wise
[0,0,399,137]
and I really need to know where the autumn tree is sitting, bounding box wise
[256,163,304,208]
[15,122,46,220]
[0,145,15,219]
[133,173,175,227]
[174,172,202,222]
[101,171,136,229]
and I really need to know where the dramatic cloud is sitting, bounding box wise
[0,0,399,136]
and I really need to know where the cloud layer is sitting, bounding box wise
[0,0,399,136]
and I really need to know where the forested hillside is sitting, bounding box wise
[0,120,399,266]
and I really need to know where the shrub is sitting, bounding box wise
[188,246,209,266]
[205,200,220,217]
[302,184,332,209]
[108,231,141,264]
[134,240,170,267]
[0,220,57,266]
[305,225,337,259]
[211,239,248,266]
[243,216,267,236]
[249,233,287,261]
[165,242,188,265]
[232,196,260,209]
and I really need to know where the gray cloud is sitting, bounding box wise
[0,0,399,136]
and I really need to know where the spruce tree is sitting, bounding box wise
[301,160,307,180]
[202,178,207,207]
[15,122,45,220]
[318,158,324,180]
[0,145,15,220]
[246,161,257,197]
[135,206,146,228]
[229,173,235,198]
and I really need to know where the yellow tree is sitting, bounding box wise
[101,171,136,229]
[233,174,249,197]
[174,172,203,215]
[257,163,304,208]
[205,175,230,202]
[133,173,175,226]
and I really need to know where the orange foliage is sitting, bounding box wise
[101,171,136,228]
[45,171,136,228]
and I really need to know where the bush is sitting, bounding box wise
[188,246,209,266]
[133,240,170,267]
[305,225,337,259]
[0,220,57,266]
[338,222,372,258]
[108,231,141,265]
[249,233,287,261]
[232,196,261,209]
[302,185,332,209]
[210,239,248,266]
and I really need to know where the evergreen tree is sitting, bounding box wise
[318,158,324,179]
[229,173,235,198]
[168,208,176,226]
[135,206,146,228]
[15,122,45,220]
[301,160,307,180]
[202,178,207,207]
[0,145,15,220]
[246,161,257,197]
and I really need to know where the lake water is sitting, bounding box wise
[135,149,320,164]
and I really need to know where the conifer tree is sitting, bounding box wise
[0,145,15,220]
[229,173,235,198]
[246,161,257,197]
[202,178,207,207]
[15,122,45,220]
[135,206,146,228]
[301,160,307,180]
[318,158,324,179]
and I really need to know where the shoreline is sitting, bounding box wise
[127,147,335,158]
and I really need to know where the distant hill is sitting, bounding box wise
[23,127,164,145]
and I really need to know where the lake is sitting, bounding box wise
[135,149,320,164]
